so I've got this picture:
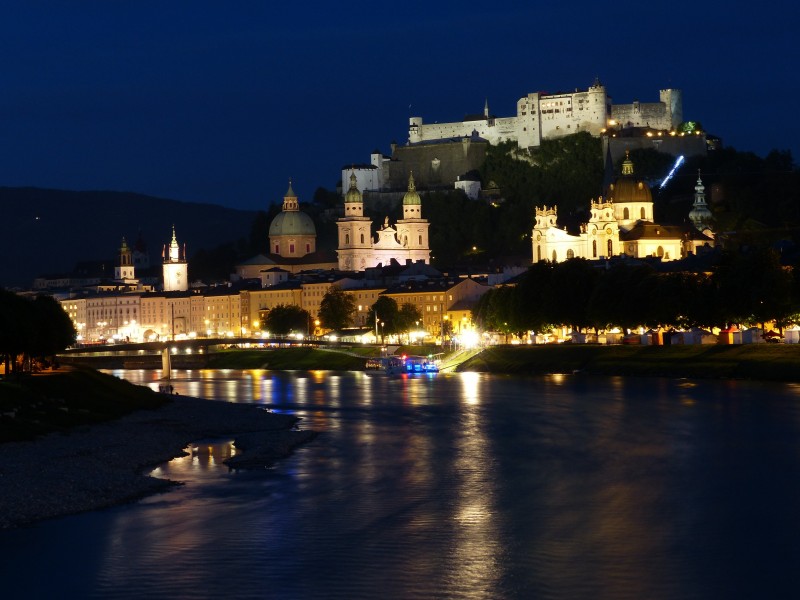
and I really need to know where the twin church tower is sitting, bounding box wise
[267,173,431,272]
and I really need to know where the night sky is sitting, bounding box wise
[1,2,795,212]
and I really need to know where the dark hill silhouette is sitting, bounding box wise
[0,187,258,288]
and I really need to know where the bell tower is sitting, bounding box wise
[162,225,188,292]
[115,237,135,282]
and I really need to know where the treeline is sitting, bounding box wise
[0,290,76,376]
[473,248,798,336]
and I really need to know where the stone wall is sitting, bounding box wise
[384,138,488,191]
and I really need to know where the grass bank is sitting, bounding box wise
[458,344,800,381]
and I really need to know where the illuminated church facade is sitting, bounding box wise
[336,172,431,271]
[532,154,713,263]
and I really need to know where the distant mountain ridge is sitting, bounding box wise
[0,187,258,288]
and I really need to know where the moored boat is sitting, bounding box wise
[365,356,405,375]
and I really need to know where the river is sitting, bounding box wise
[3,369,800,599]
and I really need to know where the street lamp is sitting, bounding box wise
[380,321,385,344]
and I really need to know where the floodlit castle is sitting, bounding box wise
[337,172,431,271]
[532,153,713,263]
[409,79,682,149]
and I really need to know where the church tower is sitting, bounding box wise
[115,237,135,282]
[395,172,430,254]
[689,170,713,231]
[162,225,188,292]
[336,172,373,270]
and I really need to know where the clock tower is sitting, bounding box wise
[162,225,188,291]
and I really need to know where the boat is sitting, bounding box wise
[402,355,439,374]
[365,356,406,375]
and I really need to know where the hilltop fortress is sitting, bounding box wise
[408,79,682,148]
[344,80,686,196]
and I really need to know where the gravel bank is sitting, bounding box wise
[0,396,317,529]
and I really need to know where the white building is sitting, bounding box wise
[340,151,388,197]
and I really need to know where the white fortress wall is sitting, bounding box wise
[411,119,480,143]
[407,83,677,150]
[341,166,382,194]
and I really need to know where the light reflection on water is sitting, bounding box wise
[4,370,800,599]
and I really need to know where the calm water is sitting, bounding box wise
[3,370,800,599]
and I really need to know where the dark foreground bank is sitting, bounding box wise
[0,378,316,529]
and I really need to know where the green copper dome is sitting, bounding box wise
[402,172,421,205]
[269,211,316,236]
[269,179,316,236]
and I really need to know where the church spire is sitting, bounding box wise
[402,171,422,219]
[689,170,713,230]
[344,170,364,217]
[282,178,299,211]
[484,98,489,118]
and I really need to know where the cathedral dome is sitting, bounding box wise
[606,153,652,204]
[608,178,653,203]
[269,180,316,237]
[269,210,316,237]
[402,172,421,205]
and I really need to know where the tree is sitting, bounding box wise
[588,263,654,332]
[397,303,424,340]
[263,304,311,336]
[0,290,75,376]
[0,289,32,375]
[30,295,76,361]
[548,259,600,332]
[319,286,356,331]
[514,261,555,334]
[367,296,400,342]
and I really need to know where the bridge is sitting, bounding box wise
[60,337,478,371]
[59,336,378,369]
[62,336,354,355]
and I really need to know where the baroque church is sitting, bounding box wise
[336,172,431,271]
[532,153,714,263]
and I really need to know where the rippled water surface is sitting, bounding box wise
[4,370,800,599]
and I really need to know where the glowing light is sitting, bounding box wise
[461,330,480,349]
[659,155,685,189]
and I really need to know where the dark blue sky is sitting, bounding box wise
[1,2,795,212]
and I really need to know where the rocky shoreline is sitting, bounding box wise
[0,395,317,529]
